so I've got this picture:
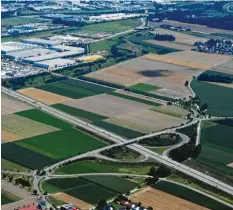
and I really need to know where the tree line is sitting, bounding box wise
[154,33,175,41]
[198,73,233,84]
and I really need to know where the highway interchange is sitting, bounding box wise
[2,87,233,202]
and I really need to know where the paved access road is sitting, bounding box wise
[2,87,233,197]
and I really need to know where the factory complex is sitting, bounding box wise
[2,37,86,71]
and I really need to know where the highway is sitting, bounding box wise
[2,87,233,197]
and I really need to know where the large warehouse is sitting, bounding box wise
[1,42,40,54]
[24,50,84,63]
[21,38,61,47]
[34,58,76,70]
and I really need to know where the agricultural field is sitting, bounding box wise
[146,40,192,51]
[144,51,230,70]
[1,16,48,26]
[1,108,106,169]
[55,160,153,175]
[86,55,202,99]
[52,103,107,122]
[80,18,141,34]
[1,93,32,115]
[42,176,137,205]
[129,187,208,210]
[2,114,59,141]
[62,93,152,117]
[150,105,189,119]
[211,59,233,75]
[191,80,233,117]
[105,109,184,133]
[15,128,107,160]
[197,120,233,176]
[93,121,144,139]
[17,88,72,105]
[36,79,113,99]
[1,190,21,205]
[1,143,56,169]
[51,193,93,209]
[151,20,233,36]
[128,83,160,92]
[1,158,29,172]
[154,181,232,210]
[151,28,208,46]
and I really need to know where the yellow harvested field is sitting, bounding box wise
[152,28,208,45]
[82,55,104,62]
[143,53,212,70]
[130,187,209,210]
[105,109,184,133]
[2,114,60,139]
[1,94,32,115]
[17,88,72,105]
[1,129,23,142]
[52,193,93,209]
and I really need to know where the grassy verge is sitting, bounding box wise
[167,173,233,205]
[1,158,29,172]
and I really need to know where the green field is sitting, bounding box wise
[93,121,144,139]
[37,79,113,99]
[1,17,48,26]
[81,19,141,34]
[42,176,137,205]
[197,120,233,176]
[191,80,233,117]
[1,143,56,169]
[55,160,153,175]
[154,181,232,210]
[1,158,29,172]
[16,109,71,129]
[52,104,107,122]
[109,91,161,106]
[16,128,107,160]
[1,191,21,205]
[129,83,160,92]
[83,175,137,193]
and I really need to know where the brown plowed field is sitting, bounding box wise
[130,187,209,210]
[63,93,151,117]
[1,94,32,115]
[105,109,184,133]
[1,129,23,142]
[17,88,72,105]
[52,192,93,209]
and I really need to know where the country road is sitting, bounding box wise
[2,87,233,197]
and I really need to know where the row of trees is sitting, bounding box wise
[154,33,175,41]
[198,73,233,84]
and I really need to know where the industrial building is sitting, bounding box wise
[51,45,85,52]
[21,38,61,47]
[24,50,84,63]
[1,42,40,54]
[34,58,76,70]
[6,48,55,60]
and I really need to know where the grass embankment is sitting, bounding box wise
[167,173,233,206]
[55,160,154,175]
[1,191,21,205]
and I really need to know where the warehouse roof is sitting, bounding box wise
[25,50,81,62]
[36,58,76,66]
[8,48,54,58]
[52,45,85,52]
[22,38,61,46]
